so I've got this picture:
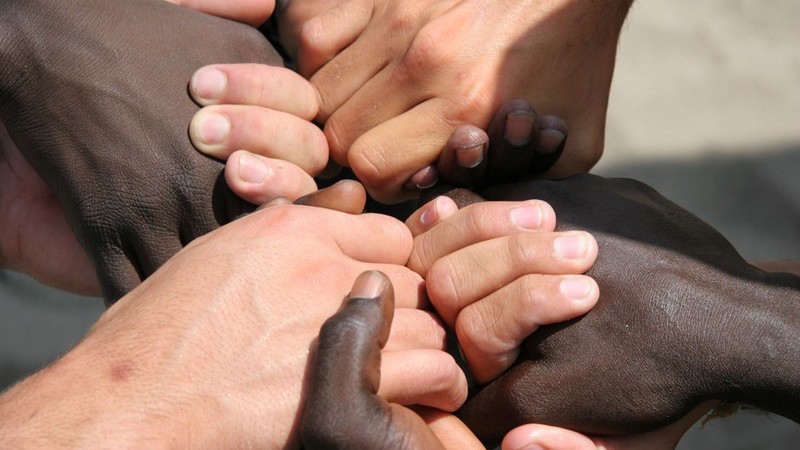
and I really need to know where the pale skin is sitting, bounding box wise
[0,202,468,449]
[190,0,633,201]
[308,0,629,200]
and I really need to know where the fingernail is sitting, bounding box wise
[350,271,386,299]
[238,153,270,183]
[505,111,536,146]
[419,196,451,226]
[510,202,544,229]
[191,68,227,101]
[503,433,546,450]
[554,233,588,260]
[560,276,594,301]
[404,166,438,190]
[456,144,485,168]
[537,129,566,154]
[195,112,230,145]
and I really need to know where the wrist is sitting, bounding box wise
[704,271,800,419]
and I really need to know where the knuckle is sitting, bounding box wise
[427,353,466,411]
[298,17,326,56]
[319,313,375,344]
[456,301,505,357]
[426,258,462,319]
[323,118,349,164]
[348,145,388,188]
[401,26,451,75]
[506,233,540,268]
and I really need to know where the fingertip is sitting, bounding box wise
[501,424,595,450]
[190,66,227,106]
[536,115,568,155]
[189,108,230,156]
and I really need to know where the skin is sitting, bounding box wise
[0,203,469,449]
[299,175,800,448]
[188,63,569,193]
[287,0,633,201]
[300,270,715,450]
[0,0,286,303]
[0,0,568,300]
[455,175,800,443]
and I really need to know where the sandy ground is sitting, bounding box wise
[1,0,799,447]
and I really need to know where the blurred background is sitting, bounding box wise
[1,0,798,447]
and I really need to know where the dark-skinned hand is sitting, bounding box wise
[428,175,800,444]
[0,0,280,303]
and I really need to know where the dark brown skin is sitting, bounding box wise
[455,175,800,443]
[0,0,281,303]
[302,271,445,450]
[305,176,800,448]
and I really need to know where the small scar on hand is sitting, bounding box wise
[109,361,135,383]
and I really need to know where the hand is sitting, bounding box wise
[186,61,568,192]
[455,174,800,441]
[298,0,631,201]
[0,0,281,303]
[0,204,466,448]
[0,122,99,295]
[300,270,716,450]
[302,270,482,450]
[164,0,275,26]
[405,196,599,383]
[501,402,715,450]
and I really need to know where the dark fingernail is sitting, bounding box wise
[456,144,485,168]
[404,166,439,190]
[505,111,536,146]
[537,129,566,155]
[350,271,386,299]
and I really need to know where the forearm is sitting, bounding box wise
[0,338,208,449]
[717,272,800,421]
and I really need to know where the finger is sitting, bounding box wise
[384,309,447,352]
[190,105,328,175]
[130,234,184,280]
[346,98,482,203]
[359,264,426,310]
[404,195,459,237]
[426,231,599,323]
[502,424,596,450]
[166,0,274,27]
[485,99,540,182]
[328,212,413,265]
[407,200,557,276]
[255,205,413,264]
[456,274,599,383]
[225,150,318,205]
[436,125,489,186]
[297,0,373,77]
[417,409,485,449]
[528,115,568,175]
[302,270,444,450]
[380,349,468,412]
[256,196,293,211]
[294,179,366,214]
[403,165,439,192]
[95,245,145,306]
[190,64,319,120]
[321,64,426,163]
